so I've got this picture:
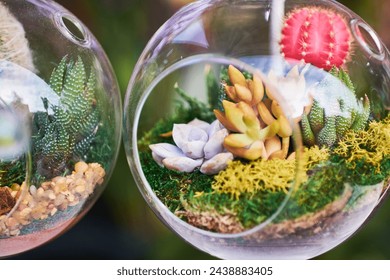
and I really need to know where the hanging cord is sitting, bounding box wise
[0,2,36,72]
[270,0,285,75]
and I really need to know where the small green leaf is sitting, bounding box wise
[308,100,325,135]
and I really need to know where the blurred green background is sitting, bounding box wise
[12,0,390,260]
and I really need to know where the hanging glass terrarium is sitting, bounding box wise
[0,0,121,257]
[124,0,390,259]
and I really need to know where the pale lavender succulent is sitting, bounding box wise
[149,119,233,175]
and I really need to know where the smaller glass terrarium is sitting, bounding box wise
[124,0,390,259]
[0,0,121,257]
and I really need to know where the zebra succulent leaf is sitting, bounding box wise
[33,57,99,178]
[301,67,370,147]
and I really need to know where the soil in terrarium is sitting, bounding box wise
[138,7,390,236]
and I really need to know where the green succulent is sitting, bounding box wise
[32,56,99,178]
[301,67,370,147]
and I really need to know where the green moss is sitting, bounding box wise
[331,155,390,186]
[86,118,115,171]
[277,163,346,222]
[0,159,25,187]
[184,190,286,229]
[140,151,213,212]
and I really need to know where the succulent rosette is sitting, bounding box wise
[150,119,233,175]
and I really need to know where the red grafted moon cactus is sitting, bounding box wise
[280,7,352,71]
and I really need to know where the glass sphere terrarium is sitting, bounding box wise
[124,0,390,259]
[0,0,121,257]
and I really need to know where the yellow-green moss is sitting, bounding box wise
[303,146,330,169]
[212,146,330,199]
[212,158,295,199]
[334,117,390,172]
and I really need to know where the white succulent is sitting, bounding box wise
[149,119,233,175]
[265,65,312,119]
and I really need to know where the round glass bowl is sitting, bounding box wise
[124,0,390,259]
[0,0,121,257]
